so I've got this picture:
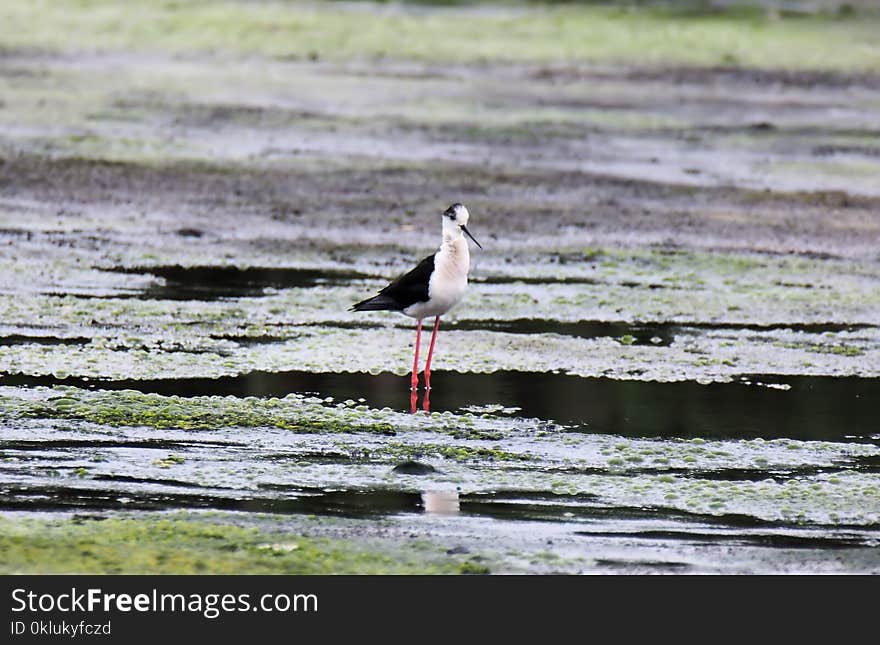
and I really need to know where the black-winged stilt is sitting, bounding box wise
[351,203,482,403]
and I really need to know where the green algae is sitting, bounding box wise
[13,388,398,435]
[2,1,880,71]
[0,513,473,574]
[153,454,186,468]
[1,386,542,449]
[383,441,532,464]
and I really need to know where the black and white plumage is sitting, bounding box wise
[350,254,435,315]
[351,203,481,401]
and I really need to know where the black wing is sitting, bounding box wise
[351,254,434,312]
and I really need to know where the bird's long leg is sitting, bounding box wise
[411,319,422,392]
[423,316,441,391]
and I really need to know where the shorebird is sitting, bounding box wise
[351,203,482,397]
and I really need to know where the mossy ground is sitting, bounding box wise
[0,513,483,574]
[2,1,880,71]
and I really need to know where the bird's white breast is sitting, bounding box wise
[405,238,469,320]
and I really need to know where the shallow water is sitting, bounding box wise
[111,265,375,300]
[3,369,878,442]
[2,391,879,574]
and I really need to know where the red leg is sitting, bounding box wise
[423,316,441,390]
[410,388,418,414]
[421,387,430,413]
[411,319,422,391]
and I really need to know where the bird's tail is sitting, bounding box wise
[350,294,401,312]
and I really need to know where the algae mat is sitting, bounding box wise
[1,1,879,573]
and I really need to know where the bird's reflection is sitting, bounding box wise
[410,388,432,413]
[421,490,460,515]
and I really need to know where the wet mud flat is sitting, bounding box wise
[1,1,880,573]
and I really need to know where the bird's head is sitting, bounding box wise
[442,203,482,249]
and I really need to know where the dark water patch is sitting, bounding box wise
[212,321,384,345]
[0,484,423,517]
[253,487,425,517]
[0,486,139,512]
[0,439,245,451]
[778,322,872,334]
[527,320,879,338]
[465,490,598,504]
[303,321,385,330]
[1,453,79,463]
[0,228,36,239]
[3,371,879,441]
[813,144,880,159]
[39,292,140,300]
[70,514,109,523]
[260,451,354,464]
[475,276,668,289]
[501,464,610,477]
[684,454,880,480]
[0,335,89,347]
[0,371,409,402]
[850,454,880,473]
[152,345,236,356]
[475,275,599,286]
[466,493,876,532]
[449,319,676,345]
[458,496,779,529]
[300,318,872,346]
[580,530,875,549]
[392,461,437,475]
[92,474,232,490]
[109,265,375,300]
[459,497,669,525]
[653,508,879,533]
[175,227,204,238]
[515,463,845,482]
[211,334,298,346]
[680,466,833,482]
[284,319,677,346]
[680,321,874,334]
[594,559,691,570]
[460,496,695,525]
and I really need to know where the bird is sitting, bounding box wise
[351,203,482,400]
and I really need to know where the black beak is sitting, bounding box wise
[461,225,482,249]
